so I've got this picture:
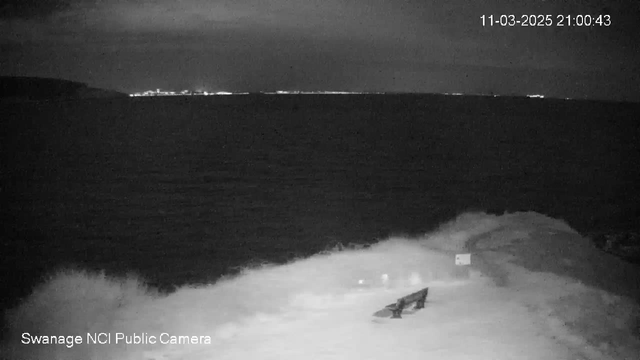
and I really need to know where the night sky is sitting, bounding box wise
[1,0,638,101]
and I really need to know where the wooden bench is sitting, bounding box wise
[384,287,429,319]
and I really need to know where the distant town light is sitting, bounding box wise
[129,89,376,97]
[268,90,368,95]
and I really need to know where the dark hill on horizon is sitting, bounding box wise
[0,76,127,102]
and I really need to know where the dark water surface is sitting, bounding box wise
[1,94,639,307]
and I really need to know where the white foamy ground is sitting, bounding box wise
[3,212,639,360]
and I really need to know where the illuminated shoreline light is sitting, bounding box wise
[268,90,369,95]
[129,89,247,97]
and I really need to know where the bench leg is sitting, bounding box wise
[391,299,405,319]
[415,288,428,309]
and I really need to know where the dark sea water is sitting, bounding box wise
[1,94,639,309]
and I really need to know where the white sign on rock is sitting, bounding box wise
[455,253,471,266]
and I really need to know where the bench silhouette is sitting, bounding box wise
[383,287,429,319]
